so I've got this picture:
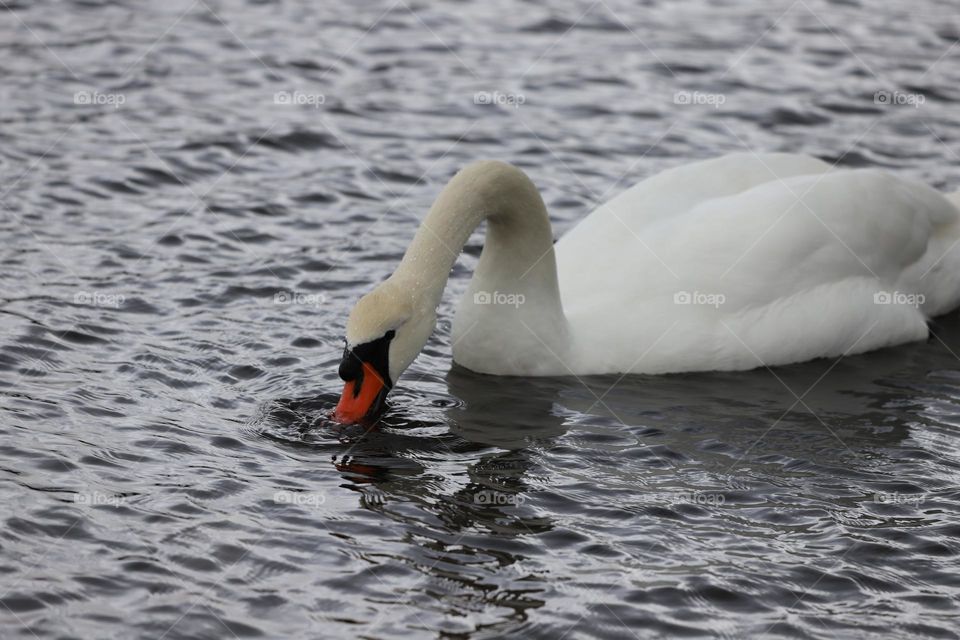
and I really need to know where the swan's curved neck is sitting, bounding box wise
[392,161,570,372]
[392,162,556,305]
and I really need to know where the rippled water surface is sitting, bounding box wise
[3,0,960,638]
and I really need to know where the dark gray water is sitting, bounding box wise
[3,0,960,638]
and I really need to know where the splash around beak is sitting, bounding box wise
[333,361,390,423]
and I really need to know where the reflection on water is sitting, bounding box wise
[247,315,960,637]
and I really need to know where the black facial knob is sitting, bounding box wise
[338,347,363,382]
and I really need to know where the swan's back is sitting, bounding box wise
[554,153,960,374]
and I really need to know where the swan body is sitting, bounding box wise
[451,153,960,376]
[336,153,960,420]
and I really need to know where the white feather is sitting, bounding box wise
[348,154,960,380]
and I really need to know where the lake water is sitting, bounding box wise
[2,0,960,638]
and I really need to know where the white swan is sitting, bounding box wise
[334,153,960,422]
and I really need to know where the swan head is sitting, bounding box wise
[333,278,436,423]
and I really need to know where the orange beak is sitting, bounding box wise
[333,362,387,423]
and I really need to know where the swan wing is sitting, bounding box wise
[556,162,960,374]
